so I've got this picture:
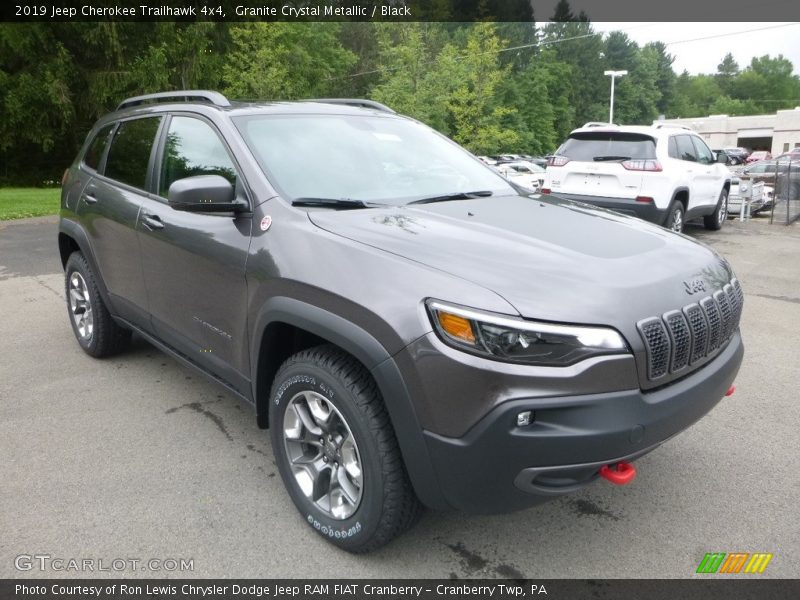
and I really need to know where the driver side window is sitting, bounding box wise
[159,116,238,198]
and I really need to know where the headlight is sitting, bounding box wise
[427,300,629,366]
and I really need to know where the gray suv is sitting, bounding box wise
[59,91,743,552]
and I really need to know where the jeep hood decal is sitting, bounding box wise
[307,195,732,326]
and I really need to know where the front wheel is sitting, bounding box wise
[664,200,685,233]
[269,345,422,553]
[704,189,728,230]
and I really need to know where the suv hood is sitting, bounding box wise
[307,195,732,329]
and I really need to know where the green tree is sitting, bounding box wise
[602,33,661,124]
[716,52,739,95]
[222,23,356,100]
[736,55,800,112]
[543,10,607,128]
[669,72,723,117]
[370,23,452,133]
[442,23,520,154]
[370,23,519,154]
[644,42,676,115]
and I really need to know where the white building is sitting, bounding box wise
[655,108,800,155]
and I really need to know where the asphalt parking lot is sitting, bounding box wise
[1,214,799,579]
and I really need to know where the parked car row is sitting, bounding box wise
[478,154,548,168]
[746,150,772,164]
[712,147,751,166]
[735,157,800,204]
[492,161,546,192]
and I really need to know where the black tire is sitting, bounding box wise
[64,252,130,357]
[704,188,728,231]
[269,344,422,553]
[664,199,685,233]
[729,157,740,166]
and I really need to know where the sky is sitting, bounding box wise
[588,23,800,75]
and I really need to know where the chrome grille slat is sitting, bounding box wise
[639,278,743,382]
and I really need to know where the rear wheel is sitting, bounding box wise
[64,252,131,357]
[269,345,422,553]
[664,200,685,233]
[704,189,728,230]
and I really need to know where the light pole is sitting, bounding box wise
[604,70,627,124]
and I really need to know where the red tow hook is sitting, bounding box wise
[725,385,736,397]
[599,461,637,486]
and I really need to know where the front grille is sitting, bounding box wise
[638,278,742,381]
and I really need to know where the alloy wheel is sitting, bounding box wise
[283,391,363,520]
[68,272,93,340]
[671,208,683,232]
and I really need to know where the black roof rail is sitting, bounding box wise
[116,90,231,111]
[306,98,396,114]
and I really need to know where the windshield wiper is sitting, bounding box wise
[407,190,494,205]
[593,155,631,162]
[291,197,372,209]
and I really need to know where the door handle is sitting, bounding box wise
[141,213,164,231]
[82,194,98,204]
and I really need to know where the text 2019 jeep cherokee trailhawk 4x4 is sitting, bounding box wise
[59,91,743,552]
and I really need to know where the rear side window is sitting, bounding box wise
[104,117,162,190]
[675,135,697,162]
[83,124,114,171]
[159,116,237,197]
[558,132,656,161]
[692,137,714,164]
[668,137,679,159]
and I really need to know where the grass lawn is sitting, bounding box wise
[0,187,61,220]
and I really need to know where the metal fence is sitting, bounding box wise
[769,156,800,225]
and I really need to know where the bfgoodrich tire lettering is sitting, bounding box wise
[64,252,130,357]
[269,344,422,553]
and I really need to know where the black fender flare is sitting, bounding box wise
[250,296,451,510]
[58,219,113,309]
[671,186,690,205]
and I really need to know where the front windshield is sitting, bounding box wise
[234,114,514,204]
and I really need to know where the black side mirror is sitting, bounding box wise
[716,151,730,164]
[168,175,244,213]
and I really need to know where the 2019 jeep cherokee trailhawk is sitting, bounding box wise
[59,91,743,552]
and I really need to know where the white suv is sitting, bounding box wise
[542,125,731,232]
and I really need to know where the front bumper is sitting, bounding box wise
[416,332,743,513]
[549,192,668,225]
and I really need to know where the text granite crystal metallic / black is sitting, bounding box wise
[57,91,743,552]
